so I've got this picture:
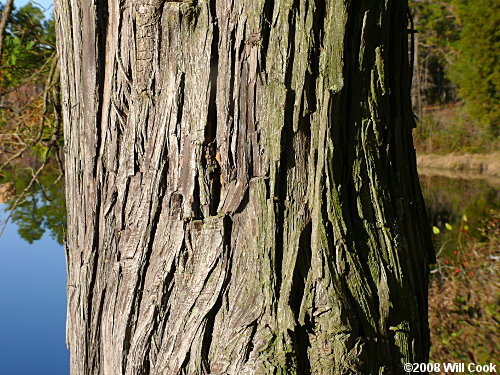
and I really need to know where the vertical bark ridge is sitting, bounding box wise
[273,0,299,307]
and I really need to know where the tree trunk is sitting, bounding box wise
[55,0,434,374]
[410,10,423,119]
[0,0,15,61]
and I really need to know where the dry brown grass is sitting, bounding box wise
[418,153,500,178]
[413,105,499,155]
[0,182,15,204]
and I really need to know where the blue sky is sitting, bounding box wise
[15,0,54,16]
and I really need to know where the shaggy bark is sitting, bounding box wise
[55,0,434,374]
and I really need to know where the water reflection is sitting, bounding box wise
[419,171,500,258]
[0,165,66,244]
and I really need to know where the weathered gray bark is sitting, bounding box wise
[55,0,434,374]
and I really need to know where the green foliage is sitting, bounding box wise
[414,1,459,54]
[0,3,55,89]
[450,0,500,135]
[410,0,499,151]
[0,3,63,245]
[409,0,459,105]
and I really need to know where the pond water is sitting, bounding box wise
[0,164,68,375]
[419,170,500,259]
[0,167,497,374]
[0,204,69,375]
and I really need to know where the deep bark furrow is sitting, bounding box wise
[273,0,299,306]
[205,0,221,216]
[259,0,275,74]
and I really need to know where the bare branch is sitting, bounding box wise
[0,54,59,171]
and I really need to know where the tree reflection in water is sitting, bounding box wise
[420,173,500,257]
[0,162,65,244]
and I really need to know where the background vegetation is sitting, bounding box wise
[421,172,499,367]
[429,211,499,366]
[0,1,64,240]
[410,0,499,153]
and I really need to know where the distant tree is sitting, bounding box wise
[409,0,459,114]
[0,2,54,91]
[0,2,63,243]
[450,0,499,135]
[0,0,14,58]
[409,0,499,137]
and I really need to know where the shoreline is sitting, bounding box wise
[416,152,500,178]
[418,166,500,188]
